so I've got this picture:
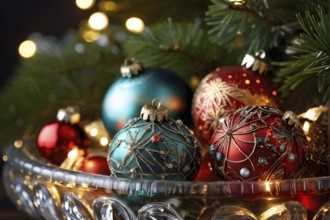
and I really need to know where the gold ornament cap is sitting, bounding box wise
[282,111,300,129]
[241,50,268,74]
[140,99,168,122]
[120,58,144,78]
[57,106,80,124]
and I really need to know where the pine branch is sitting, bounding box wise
[0,34,125,149]
[124,19,237,82]
[275,5,330,101]
[206,0,322,52]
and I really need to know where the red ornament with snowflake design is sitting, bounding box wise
[209,106,308,181]
[192,51,279,146]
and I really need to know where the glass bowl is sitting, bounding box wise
[2,139,330,220]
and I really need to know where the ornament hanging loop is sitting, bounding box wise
[283,111,301,129]
[120,58,144,78]
[151,98,162,109]
[57,106,80,124]
[141,99,168,122]
[241,50,268,75]
[255,50,266,59]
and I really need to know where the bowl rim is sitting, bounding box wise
[4,139,330,199]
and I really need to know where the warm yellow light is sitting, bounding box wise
[302,121,310,133]
[82,30,100,42]
[100,1,118,11]
[190,76,200,89]
[305,109,317,121]
[125,17,145,33]
[265,182,271,192]
[81,182,89,188]
[68,148,79,160]
[2,155,8,162]
[17,200,22,207]
[14,140,23,148]
[88,12,109,30]
[298,105,326,121]
[90,128,98,137]
[19,40,37,58]
[229,0,245,6]
[100,137,109,146]
[76,0,95,9]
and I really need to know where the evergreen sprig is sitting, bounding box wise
[0,36,124,149]
[124,19,236,80]
[275,5,330,101]
[206,0,320,53]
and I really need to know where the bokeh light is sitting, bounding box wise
[125,17,145,33]
[18,40,37,58]
[100,137,109,146]
[88,12,109,30]
[99,1,118,11]
[76,0,95,10]
[82,30,100,42]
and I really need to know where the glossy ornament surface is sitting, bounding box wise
[37,107,89,165]
[193,154,218,182]
[102,59,193,138]
[77,155,111,176]
[209,106,308,181]
[108,100,201,180]
[192,52,278,144]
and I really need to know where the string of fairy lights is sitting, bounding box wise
[18,0,145,58]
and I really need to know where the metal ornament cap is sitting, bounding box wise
[56,106,80,124]
[283,111,301,129]
[140,99,168,122]
[241,50,268,75]
[120,58,144,78]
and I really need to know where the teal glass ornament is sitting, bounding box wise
[107,99,202,181]
[102,59,193,138]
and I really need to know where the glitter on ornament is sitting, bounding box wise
[209,106,308,181]
[107,99,201,181]
[192,51,279,144]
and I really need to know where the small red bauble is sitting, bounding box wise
[192,52,278,144]
[37,107,89,165]
[77,155,110,175]
[209,106,308,181]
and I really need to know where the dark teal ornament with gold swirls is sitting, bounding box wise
[101,58,193,138]
[107,99,202,180]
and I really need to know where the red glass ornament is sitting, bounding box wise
[209,106,308,181]
[77,155,111,175]
[194,154,218,182]
[192,66,278,144]
[37,121,89,165]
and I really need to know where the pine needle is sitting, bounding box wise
[275,5,330,101]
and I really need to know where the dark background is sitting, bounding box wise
[0,0,93,88]
[0,0,93,218]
